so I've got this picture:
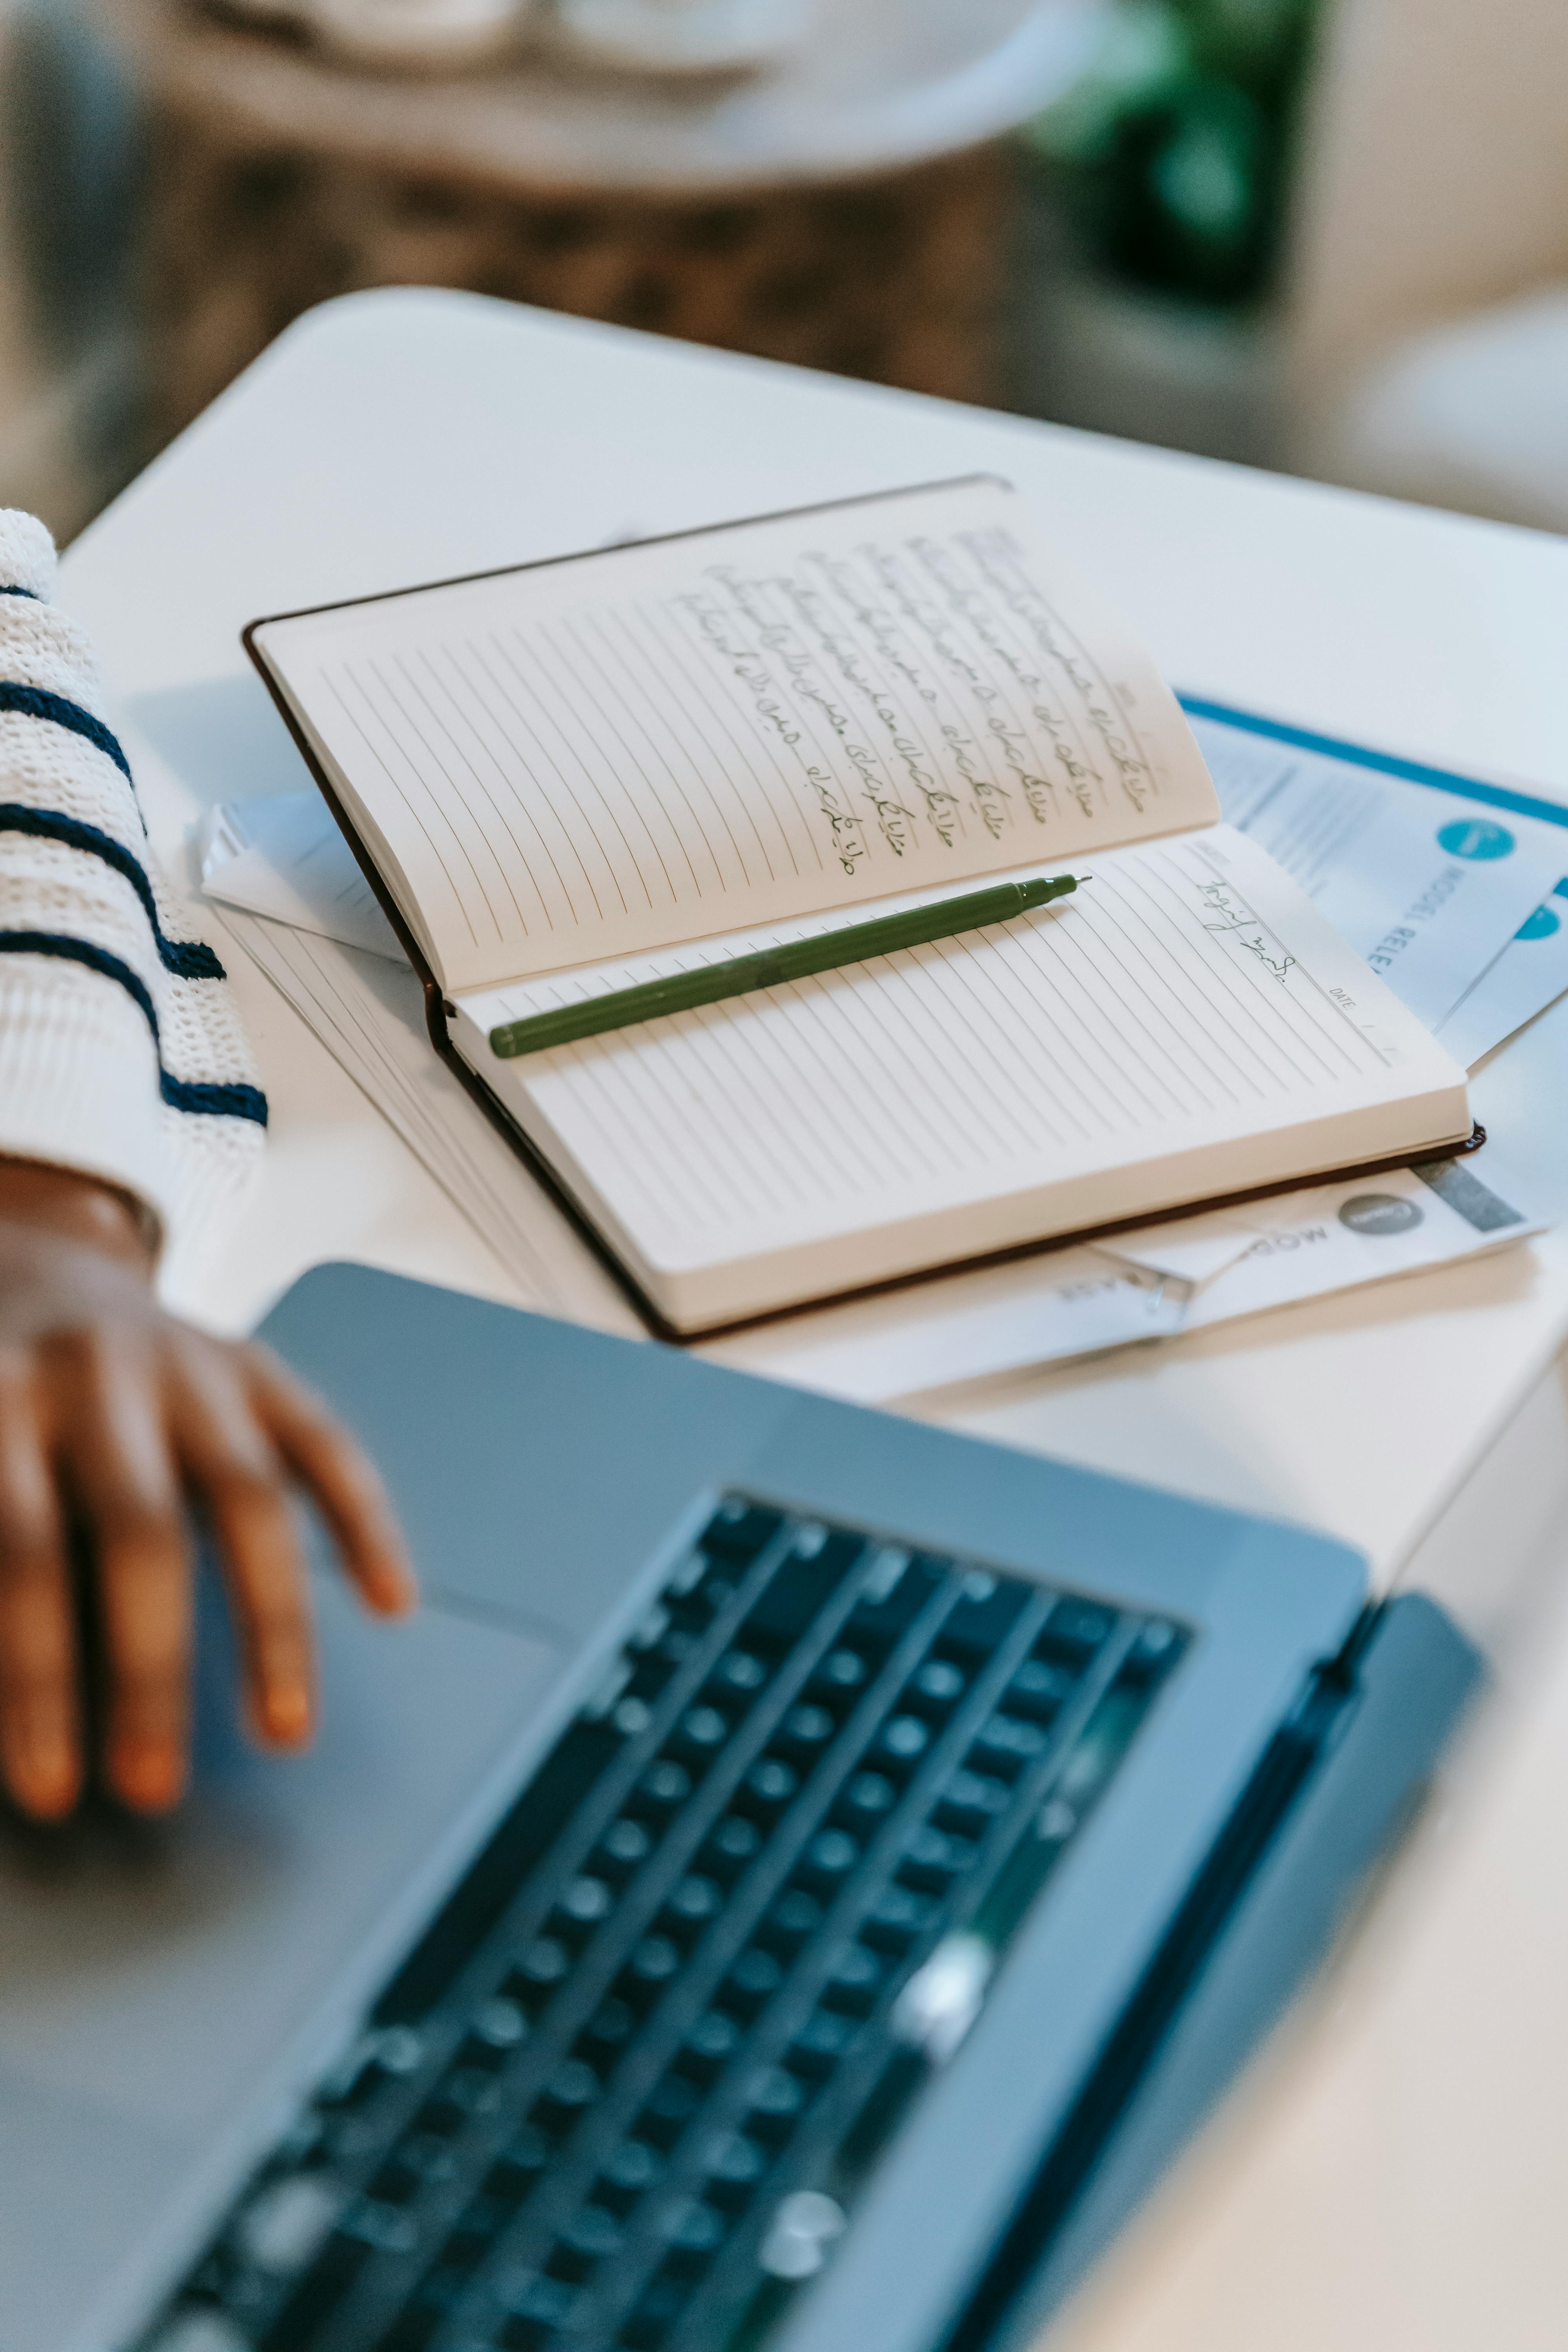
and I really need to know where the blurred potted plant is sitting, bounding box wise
[1016,0,1321,463]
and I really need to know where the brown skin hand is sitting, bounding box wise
[0,1158,416,1823]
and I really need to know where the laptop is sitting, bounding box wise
[0,1264,1478,2352]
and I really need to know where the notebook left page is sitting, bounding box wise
[248,477,1218,995]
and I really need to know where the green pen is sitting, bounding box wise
[487,871,1087,1060]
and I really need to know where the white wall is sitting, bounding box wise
[1287,0,1568,406]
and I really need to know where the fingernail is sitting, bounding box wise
[114,1747,184,1814]
[18,1745,78,1820]
[265,1687,312,1745]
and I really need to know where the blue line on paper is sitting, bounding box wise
[1179,695,1568,834]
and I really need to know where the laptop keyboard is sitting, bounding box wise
[137,1497,1189,2352]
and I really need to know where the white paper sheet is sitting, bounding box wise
[217,905,635,1331]
[201,795,403,961]
[1438,879,1568,1067]
[1194,711,1568,1033]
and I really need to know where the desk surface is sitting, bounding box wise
[57,287,1568,2352]
[67,286,1568,1619]
[101,0,1093,193]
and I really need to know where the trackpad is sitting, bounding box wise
[0,1574,560,2143]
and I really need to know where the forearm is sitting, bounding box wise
[0,506,267,1250]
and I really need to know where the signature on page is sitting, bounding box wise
[1195,878,1297,982]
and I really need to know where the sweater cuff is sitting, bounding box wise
[0,962,174,1243]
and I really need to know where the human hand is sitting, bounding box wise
[0,1158,416,1822]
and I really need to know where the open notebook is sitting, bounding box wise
[245,476,1472,1336]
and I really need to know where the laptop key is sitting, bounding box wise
[640,2073,702,2140]
[618,2270,689,2350]
[502,2271,581,2330]
[899,1822,978,1878]
[704,1814,763,1872]
[933,1769,1012,1828]
[742,1757,799,1808]
[675,1705,732,1754]
[729,1946,785,2003]
[376,2309,440,2350]
[910,1657,965,1706]
[698,1501,783,1565]
[485,2127,551,2203]
[1005,1657,1077,1717]
[702,2131,768,2198]
[599,1817,654,1872]
[253,2231,370,2347]
[635,1760,693,1812]
[1040,1597,1116,1659]
[744,2065,807,2131]
[664,1873,724,1928]
[862,1883,936,1949]
[145,2317,253,2352]
[601,2137,666,2196]
[555,2205,627,2273]
[684,2009,744,2066]
[789,2011,860,2073]
[234,2175,343,2276]
[659,2196,729,2266]
[800,1829,858,1883]
[821,1943,885,2014]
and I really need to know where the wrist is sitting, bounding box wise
[0,1157,158,1271]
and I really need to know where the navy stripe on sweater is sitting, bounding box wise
[0,803,225,978]
[0,682,133,780]
[0,931,267,1124]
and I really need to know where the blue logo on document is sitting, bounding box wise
[1516,902,1563,942]
[1437,818,1515,860]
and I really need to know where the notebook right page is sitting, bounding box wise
[453,825,1469,1325]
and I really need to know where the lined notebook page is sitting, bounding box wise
[453,825,1468,1323]
[250,479,1217,993]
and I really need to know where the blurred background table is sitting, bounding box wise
[9,0,1566,548]
[89,0,1097,440]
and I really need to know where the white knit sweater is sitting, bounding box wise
[0,508,265,1246]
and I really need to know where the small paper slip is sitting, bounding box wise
[1162,1156,1544,1333]
[701,1243,1192,1403]
[705,1155,1548,1405]
[201,793,403,962]
[1192,705,1568,1035]
[1090,1213,1260,1286]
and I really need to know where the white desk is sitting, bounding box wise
[59,288,1568,2347]
[68,286,1568,1641]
